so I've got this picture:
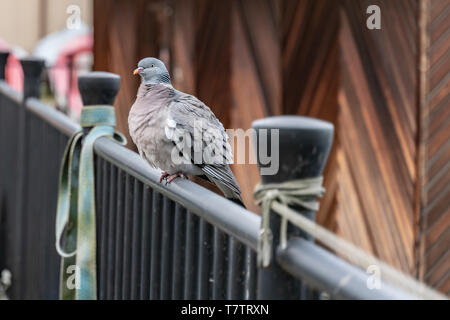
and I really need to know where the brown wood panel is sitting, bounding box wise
[417,0,450,294]
[336,146,376,252]
[339,0,418,274]
[194,0,232,132]
[170,0,196,94]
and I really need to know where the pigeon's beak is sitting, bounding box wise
[133,67,143,75]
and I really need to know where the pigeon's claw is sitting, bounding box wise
[165,172,186,185]
[159,171,169,183]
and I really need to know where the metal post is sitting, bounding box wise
[0,51,9,80]
[78,72,120,136]
[13,57,45,298]
[77,72,120,298]
[21,57,45,100]
[253,115,334,299]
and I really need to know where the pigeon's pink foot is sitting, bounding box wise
[166,172,186,184]
[159,171,169,183]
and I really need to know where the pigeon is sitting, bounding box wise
[128,57,245,207]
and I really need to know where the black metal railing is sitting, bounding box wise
[92,147,260,300]
[0,53,416,300]
[0,57,68,299]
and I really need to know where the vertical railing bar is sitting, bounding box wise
[130,179,143,300]
[212,226,227,300]
[226,236,245,299]
[184,211,199,299]
[122,174,134,299]
[5,97,18,299]
[2,97,11,297]
[40,121,49,298]
[25,112,40,299]
[113,169,125,299]
[197,218,212,299]
[35,113,45,299]
[45,126,64,299]
[19,111,31,299]
[12,97,22,299]
[94,156,103,298]
[48,130,69,298]
[106,163,117,299]
[139,186,153,300]
[99,157,110,299]
[14,108,27,298]
[244,247,257,300]
[207,223,215,300]
[149,191,162,300]
[8,101,18,298]
[160,197,174,299]
[171,203,186,299]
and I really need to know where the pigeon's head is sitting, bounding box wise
[133,57,171,85]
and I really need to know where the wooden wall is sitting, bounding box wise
[93,0,449,294]
[339,0,418,274]
[416,0,450,294]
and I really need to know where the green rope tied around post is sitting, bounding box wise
[253,177,325,268]
[55,105,126,300]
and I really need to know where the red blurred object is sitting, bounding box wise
[0,39,24,91]
[47,33,93,116]
[1,26,93,118]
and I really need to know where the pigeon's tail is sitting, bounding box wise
[200,165,246,209]
[208,175,246,209]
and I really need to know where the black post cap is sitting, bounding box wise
[20,56,45,100]
[252,115,334,183]
[0,51,9,80]
[78,72,120,106]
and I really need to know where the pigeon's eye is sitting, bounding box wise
[150,64,155,68]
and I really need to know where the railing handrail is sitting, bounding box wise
[27,98,81,137]
[278,238,417,299]
[0,81,22,104]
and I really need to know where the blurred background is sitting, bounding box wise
[0,0,448,295]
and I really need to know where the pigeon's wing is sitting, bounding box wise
[165,92,243,202]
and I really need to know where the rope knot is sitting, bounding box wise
[265,189,279,201]
[253,176,325,268]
